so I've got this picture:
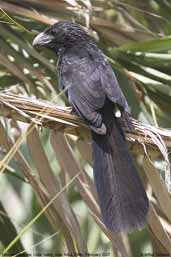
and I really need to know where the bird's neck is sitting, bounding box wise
[57,41,101,61]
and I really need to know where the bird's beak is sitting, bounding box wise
[32,32,54,47]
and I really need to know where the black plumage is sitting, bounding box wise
[33,21,149,232]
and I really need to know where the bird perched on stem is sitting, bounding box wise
[33,20,149,233]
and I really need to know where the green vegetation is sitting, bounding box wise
[0,1,171,256]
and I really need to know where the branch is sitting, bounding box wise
[0,92,170,159]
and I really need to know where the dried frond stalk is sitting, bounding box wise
[0,92,170,190]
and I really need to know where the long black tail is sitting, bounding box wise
[92,112,149,233]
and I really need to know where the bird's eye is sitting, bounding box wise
[44,26,55,36]
[50,29,56,36]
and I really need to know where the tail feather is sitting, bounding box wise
[92,115,149,233]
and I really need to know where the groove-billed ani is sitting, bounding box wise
[33,21,149,232]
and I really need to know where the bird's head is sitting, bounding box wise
[32,20,91,52]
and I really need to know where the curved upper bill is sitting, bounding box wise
[32,32,54,46]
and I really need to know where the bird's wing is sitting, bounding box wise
[59,54,130,132]
[99,63,130,113]
[59,55,108,134]
[60,54,129,110]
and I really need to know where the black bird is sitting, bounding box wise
[33,21,149,233]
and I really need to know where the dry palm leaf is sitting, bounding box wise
[0,91,170,189]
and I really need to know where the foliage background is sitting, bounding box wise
[0,1,171,256]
